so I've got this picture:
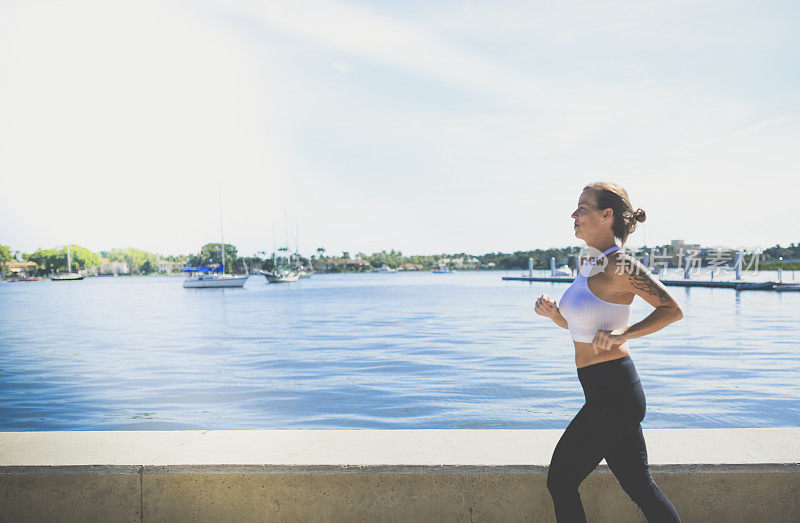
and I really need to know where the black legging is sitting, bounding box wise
[546,355,681,522]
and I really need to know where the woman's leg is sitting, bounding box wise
[604,382,681,522]
[547,403,605,523]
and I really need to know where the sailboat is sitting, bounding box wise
[51,245,85,281]
[294,223,313,278]
[265,247,300,283]
[183,265,248,287]
[264,213,300,283]
[266,269,300,283]
[183,187,248,289]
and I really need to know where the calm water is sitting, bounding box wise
[1,271,798,430]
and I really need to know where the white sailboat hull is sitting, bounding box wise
[51,273,85,281]
[183,276,248,288]
[266,274,300,283]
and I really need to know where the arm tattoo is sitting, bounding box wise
[625,269,671,305]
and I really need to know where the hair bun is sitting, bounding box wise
[634,208,646,222]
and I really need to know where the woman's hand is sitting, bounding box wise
[534,294,558,318]
[591,329,627,354]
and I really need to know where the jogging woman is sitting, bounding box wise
[534,182,683,522]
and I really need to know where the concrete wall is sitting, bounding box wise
[2,429,799,522]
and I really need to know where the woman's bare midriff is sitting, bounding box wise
[574,340,631,369]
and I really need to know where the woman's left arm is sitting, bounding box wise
[592,255,684,353]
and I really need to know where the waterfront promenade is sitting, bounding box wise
[2,428,799,521]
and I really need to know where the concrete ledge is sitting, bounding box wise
[2,429,800,522]
[3,462,799,475]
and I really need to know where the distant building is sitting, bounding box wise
[157,259,183,274]
[398,263,423,271]
[3,260,39,278]
[669,239,701,251]
[322,258,372,271]
[99,259,129,275]
[439,256,481,270]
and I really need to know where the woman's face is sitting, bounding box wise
[571,190,606,239]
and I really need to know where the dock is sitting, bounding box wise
[502,275,800,291]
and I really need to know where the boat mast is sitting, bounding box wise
[284,210,289,267]
[219,183,225,275]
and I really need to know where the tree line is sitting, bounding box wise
[2,241,798,276]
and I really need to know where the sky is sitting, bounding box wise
[0,0,798,258]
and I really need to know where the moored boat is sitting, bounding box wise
[50,245,84,281]
[264,267,300,283]
[182,184,248,289]
[51,273,84,281]
[183,266,248,288]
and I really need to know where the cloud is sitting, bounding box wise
[224,0,561,107]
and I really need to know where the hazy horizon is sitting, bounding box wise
[3,236,790,260]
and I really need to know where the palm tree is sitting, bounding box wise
[315,247,326,271]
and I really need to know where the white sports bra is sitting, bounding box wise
[558,245,631,343]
